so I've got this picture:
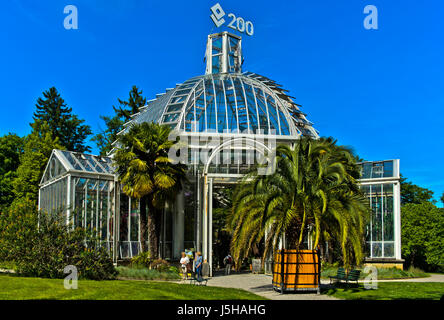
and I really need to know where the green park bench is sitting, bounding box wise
[329,267,347,284]
[345,269,361,286]
[329,268,361,286]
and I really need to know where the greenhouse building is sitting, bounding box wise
[39,32,403,272]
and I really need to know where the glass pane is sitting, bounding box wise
[120,194,129,241]
[232,78,248,133]
[99,181,109,240]
[243,83,259,133]
[74,178,86,228]
[224,78,239,132]
[383,184,394,241]
[370,185,382,241]
[383,243,394,258]
[278,109,290,135]
[130,198,139,242]
[372,242,382,258]
[204,78,217,131]
[266,93,280,135]
[212,55,220,73]
[194,83,206,132]
[213,78,227,133]
[254,87,270,134]
[383,161,394,177]
[86,180,97,233]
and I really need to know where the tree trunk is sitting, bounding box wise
[319,242,325,262]
[147,198,159,259]
[139,196,148,252]
[327,241,334,264]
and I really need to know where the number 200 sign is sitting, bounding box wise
[210,3,254,36]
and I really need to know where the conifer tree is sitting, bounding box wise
[93,86,147,155]
[33,87,92,153]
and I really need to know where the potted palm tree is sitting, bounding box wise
[228,137,369,293]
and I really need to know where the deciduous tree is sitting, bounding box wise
[0,133,24,211]
[12,121,63,203]
[401,202,444,271]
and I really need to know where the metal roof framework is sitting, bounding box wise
[40,149,115,188]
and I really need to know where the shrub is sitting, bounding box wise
[131,251,151,268]
[116,266,180,280]
[1,200,117,280]
[151,259,170,272]
[0,198,38,262]
[168,265,180,274]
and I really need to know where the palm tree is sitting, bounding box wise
[113,122,187,259]
[227,137,369,269]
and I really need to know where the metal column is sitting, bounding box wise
[196,172,201,252]
[173,190,185,259]
[208,178,213,277]
[66,175,72,227]
[202,174,208,262]
[113,181,120,264]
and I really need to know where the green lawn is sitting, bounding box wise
[325,282,444,300]
[0,274,265,300]
[321,266,429,280]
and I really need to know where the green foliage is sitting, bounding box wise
[12,121,63,203]
[400,175,435,205]
[0,199,116,280]
[0,133,24,211]
[401,202,444,271]
[130,251,151,268]
[0,198,38,262]
[168,265,180,274]
[116,266,181,280]
[33,87,91,153]
[228,137,370,269]
[113,122,187,258]
[92,86,147,155]
[151,259,170,272]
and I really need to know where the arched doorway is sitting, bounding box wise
[199,137,273,276]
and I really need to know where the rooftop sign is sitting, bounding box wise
[210,3,254,36]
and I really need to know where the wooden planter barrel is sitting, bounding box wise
[272,249,321,293]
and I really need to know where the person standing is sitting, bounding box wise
[194,251,203,280]
[180,252,190,280]
[223,254,233,275]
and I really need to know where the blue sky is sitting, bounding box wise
[0,0,443,204]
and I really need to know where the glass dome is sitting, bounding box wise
[122,71,318,138]
[120,32,318,138]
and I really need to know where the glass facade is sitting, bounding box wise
[40,150,117,252]
[39,32,401,265]
[361,183,395,258]
[357,160,400,260]
[39,150,174,260]
[360,160,395,179]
